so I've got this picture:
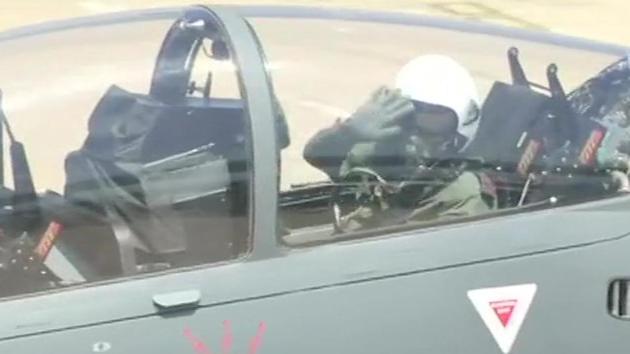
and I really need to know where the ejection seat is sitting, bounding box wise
[64,86,247,273]
[463,47,610,208]
[62,84,249,277]
[58,9,256,278]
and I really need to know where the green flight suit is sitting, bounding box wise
[303,120,496,232]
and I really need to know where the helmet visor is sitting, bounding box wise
[411,101,458,136]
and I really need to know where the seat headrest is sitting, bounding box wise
[83,85,165,163]
[463,81,550,167]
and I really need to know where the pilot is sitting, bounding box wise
[303,55,497,231]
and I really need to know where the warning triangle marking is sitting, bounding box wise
[490,299,517,327]
[468,284,537,354]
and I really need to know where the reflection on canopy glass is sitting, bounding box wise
[0,8,252,298]
[252,18,630,244]
[0,5,627,301]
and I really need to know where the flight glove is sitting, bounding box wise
[341,86,415,141]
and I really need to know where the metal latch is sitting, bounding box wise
[153,290,202,311]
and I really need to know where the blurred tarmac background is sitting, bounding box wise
[0,0,628,46]
[0,0,626,190]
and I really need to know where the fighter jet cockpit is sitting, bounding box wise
[0,4,627,303]
[2,3,630,353]
[276,33,630,245]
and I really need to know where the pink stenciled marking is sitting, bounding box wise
[184,327,213,354]
[221,320,233,354]
[248,322,268,354]
[184,321,268,354]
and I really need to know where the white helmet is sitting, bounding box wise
[395,55,481,148]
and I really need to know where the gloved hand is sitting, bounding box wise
[342,86,415,141]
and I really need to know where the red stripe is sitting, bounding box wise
[579,129,605,165]
[518,140,541,176]
[34,221,64,260]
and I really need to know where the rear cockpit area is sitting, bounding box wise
[0,7,259,296]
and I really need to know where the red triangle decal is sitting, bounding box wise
[489,299,517,327]
[469,284,537,353]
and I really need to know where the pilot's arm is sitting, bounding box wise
[303,86,414,180]
[303,121,361,179]
[407,171,497,221]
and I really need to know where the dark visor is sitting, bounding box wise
[411,101,458,135]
